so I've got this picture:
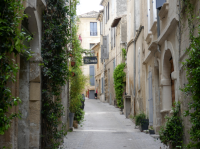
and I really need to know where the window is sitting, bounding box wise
[156,0,166,9]
[90,65,95,86]
[90,22,97,36]
[90,43,95,49]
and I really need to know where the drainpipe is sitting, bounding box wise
[133,0,136,96]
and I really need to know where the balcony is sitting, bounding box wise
[90,32,98,36]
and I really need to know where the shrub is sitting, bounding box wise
[135,112,146,126]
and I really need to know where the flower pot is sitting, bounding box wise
[69,113,75,128]
[71,61,75,67]
[149,130,155,135]
[140,119,149,132]
[69,54,73,57]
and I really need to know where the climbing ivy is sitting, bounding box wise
[159,102,184,148]
[181,0,200,148]
[113,63,126,109]
[0,0,32,136]
[122,48,127,59]
[41,0,71,148]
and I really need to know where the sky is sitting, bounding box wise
[77,0,103,15]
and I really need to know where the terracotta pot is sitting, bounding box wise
[71,61,75,67]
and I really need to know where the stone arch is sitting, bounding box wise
[161,40,176,111]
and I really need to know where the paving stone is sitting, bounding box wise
[60,99,168,149]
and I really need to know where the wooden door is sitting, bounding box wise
[170,58,175,106]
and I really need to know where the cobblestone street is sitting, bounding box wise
[61,99,167,149]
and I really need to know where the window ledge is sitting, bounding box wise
[159,3,169,19]
[160,109,171,113]
[145,32,153,44]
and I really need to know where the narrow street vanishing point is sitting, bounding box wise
[61,99,166,149]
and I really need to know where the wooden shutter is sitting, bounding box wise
[170,59,175,106]
[90,65,95,86]
[106,34,109,59]
[156,0,166,9]
[108,2,109,20]
[148,71,153,126]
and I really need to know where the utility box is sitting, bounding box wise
[124,95,131,118]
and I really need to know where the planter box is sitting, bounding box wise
[149,130,155,135]
[140,119,149,132]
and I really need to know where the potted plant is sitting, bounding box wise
[135,112,149,132]
[140,119,149,131]
[149,126,155,135]
[69,53,73,57]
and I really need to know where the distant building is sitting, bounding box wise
[78,11,100,99]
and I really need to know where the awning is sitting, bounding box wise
[111,16,122,27]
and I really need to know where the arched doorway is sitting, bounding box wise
[162,49,175,111]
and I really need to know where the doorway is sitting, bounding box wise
[89,90,95,99]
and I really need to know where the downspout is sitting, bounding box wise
[133,0,136,96]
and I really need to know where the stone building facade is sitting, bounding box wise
[96,0,196,144]
[78,11,100,99]
[97,0,127,104]
[0,0,69,148]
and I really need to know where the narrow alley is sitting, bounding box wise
[61,99,166,149]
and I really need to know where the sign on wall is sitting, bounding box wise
[83,56,98,64]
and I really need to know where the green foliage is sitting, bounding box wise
[0,0,32,135]
[41,0,72,148]
[69,7,87,125]
[135,112,146,126]
[181,0,200,148]
[113,63,126,109]
[159,102,183,148]
[122,48,127,59]
[74,107,85,124]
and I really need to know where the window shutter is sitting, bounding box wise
[148,71,153,126]
[101,45,103,63]
[90,65,95,86]
[105,6,107,23]
[106,34,109,59]
[108,2,109,20]
[156,0,166,9]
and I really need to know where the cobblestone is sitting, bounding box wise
[61,99,168,149]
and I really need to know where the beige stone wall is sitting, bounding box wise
[78,17,100,97]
